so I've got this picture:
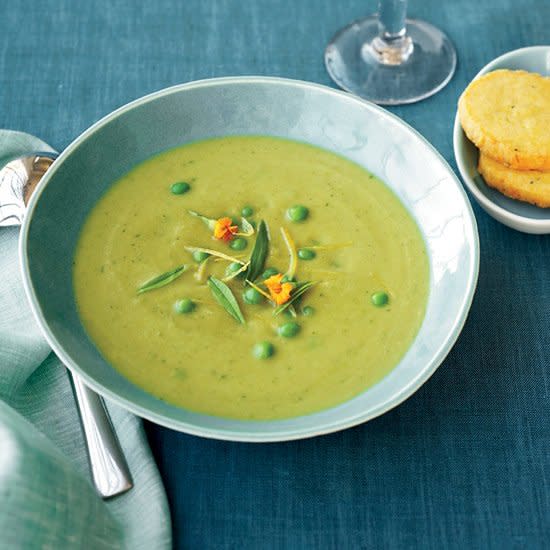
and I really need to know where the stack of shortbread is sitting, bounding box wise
[458,69,550,208]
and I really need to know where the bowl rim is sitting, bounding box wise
[20,76,480,441]
[453,45,550,233]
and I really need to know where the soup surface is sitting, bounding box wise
[74,136,429,420]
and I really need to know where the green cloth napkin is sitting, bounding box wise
[0,226,172,549]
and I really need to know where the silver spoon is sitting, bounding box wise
[0,154,133,499]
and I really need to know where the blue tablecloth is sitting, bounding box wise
[2,0,549,548]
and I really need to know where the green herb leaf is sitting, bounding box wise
[207,276,245,324]
[188,210,216,230]
[273,281,317,316]
[247,220,269,282]
[239,217,255,236]
[137,265,188,294]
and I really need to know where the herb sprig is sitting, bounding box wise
[239,217,255,236]
[188,210,216,230]
[137,265,188,294]
[207,276,246,324]
[246,220,269,282]
[273,281,317,315]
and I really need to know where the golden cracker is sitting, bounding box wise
[478,152,550,208]
[459,69,550,171]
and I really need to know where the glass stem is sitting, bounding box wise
[378,0,407,38]
[366,0,413,65]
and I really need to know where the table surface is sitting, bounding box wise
[3,1,549,548]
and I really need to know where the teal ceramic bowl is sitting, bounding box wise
[20,77,479,441]
[453,46,550,234]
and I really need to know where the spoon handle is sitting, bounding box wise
[69,373,133,498]
[0,130,133,498]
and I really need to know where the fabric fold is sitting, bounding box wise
[0,227,171,549]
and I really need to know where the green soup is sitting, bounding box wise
[73,136,429,420]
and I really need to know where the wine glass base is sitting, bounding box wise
[325,16,457,105]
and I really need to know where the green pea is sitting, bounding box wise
[241,206,254,217]
[192,250,209,263]
[174,298,195,314]
[287,205,309,222]
[230,237,247,251]
[302,306,315,316]
[243,287,263,305]
[278,322,301,338]
[253,341,274,359]
[170,181,191,195]
[371,291,389,307]
[298,248,316,261]
[226,261,243,277]
[262,267,279,279]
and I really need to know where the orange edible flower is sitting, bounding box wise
[264,273,294,305]
[214,217,238,241]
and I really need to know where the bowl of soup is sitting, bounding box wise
[20,77,479,441]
